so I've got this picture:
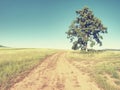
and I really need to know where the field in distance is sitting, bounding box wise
[0,48,120,90]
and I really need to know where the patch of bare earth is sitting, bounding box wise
[10,52,101,90]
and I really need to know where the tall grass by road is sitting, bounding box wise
[67,50,120,90]
[0,48,58,90]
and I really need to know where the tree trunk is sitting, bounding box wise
[85,34,88,52]
[85,44,88,52]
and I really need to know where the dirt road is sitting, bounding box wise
[10,52,101,90]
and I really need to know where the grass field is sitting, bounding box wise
[0,48,58,89]
[67,50,120,90]
[0,48,120,90]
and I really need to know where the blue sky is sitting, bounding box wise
[0,0,120,49]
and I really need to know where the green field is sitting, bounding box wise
[0,48,58,89]
[67,50,120,90]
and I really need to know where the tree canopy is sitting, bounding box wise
[66,7,107,51]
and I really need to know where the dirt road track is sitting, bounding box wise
[10,52,101,90]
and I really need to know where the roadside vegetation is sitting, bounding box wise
[67,50,120,90]
[0,48,58,89]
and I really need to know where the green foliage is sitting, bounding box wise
[66,7,107,51]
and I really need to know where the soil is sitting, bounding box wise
[10,52,101,90]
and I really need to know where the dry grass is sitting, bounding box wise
[0,48,58,89]
[67,50,120,90]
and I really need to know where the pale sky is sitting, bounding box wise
[0,0,120,49]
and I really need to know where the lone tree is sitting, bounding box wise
[66,7,107,51]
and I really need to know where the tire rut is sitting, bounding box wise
[10,52,101,90]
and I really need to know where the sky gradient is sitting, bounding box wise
[0,0,120,49]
